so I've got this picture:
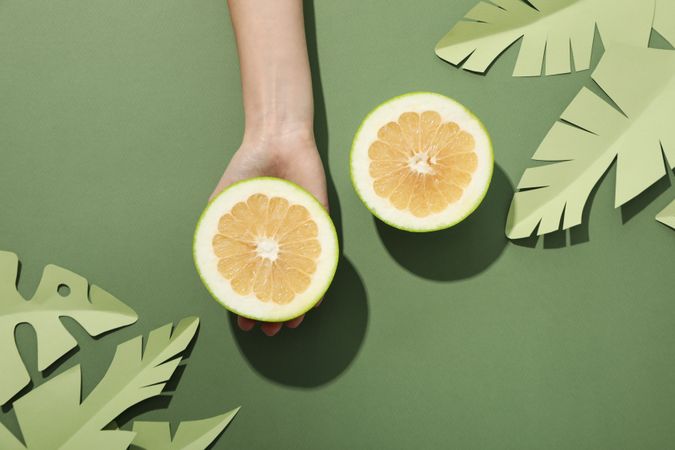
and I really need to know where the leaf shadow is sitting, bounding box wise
[621,169,672,224]
[374,164,512,281]
[0,382,33,414]
[41,345,80,378]
[115,395,174,428]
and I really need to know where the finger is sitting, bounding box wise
[237,316,256,331]
[314,298,323,308]
[261,322,283,336]
[285,315,304,329]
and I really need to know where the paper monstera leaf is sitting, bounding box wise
[506,46,675,239]
[656,200,675,229]
[654,0,675,46]
[435,0,654,76]
[131,409,240,450]
[0,251,138,405]
[0,318,201,450]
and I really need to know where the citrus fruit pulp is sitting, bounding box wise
[351,92,493,232]
[193,177,339,322]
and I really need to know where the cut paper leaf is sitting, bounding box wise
[435,0,655,76]
[0,251,138,406]
[6,317,199,450]
[654,0,675,46]
[506,46,675,239]
[131,408,240,450]
[656,200,675,229]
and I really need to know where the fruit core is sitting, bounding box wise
[256,237,279,260]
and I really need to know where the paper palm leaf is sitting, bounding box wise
[654,0,675,46]
[131,408,240,450]
[0,251,138,405]
[3,317,199,450]
[656,200,675,229]
[506,46,675,239]
[435,0,654,76]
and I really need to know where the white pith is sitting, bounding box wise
[256,238,279,261]
[194,178,339,322]
[409,152,434,174]
[351,92,493,231]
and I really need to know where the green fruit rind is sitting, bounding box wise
[350,91,494,233]
[193,177,339,323]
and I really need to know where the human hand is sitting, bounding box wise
[223,0,321,335]
[210,127,328,336]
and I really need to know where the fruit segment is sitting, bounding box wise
[368,111,478,217]
[212,194,320,304]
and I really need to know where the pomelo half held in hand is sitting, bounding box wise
[193,177,339,322]
[351,92,493,232]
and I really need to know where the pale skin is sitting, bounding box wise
[211,0,327,336]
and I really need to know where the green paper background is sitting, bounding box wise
[1,1,674,449]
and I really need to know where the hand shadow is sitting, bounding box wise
[304,0,341,244]
[229,257,368,387]
[375,164,513,281]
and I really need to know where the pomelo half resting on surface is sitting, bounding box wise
[351,92,493,232]
[194,177,339,322]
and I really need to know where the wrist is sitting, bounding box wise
[243,117,315,144]
[238,121,318,163]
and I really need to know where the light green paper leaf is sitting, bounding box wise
[506,46,675,239]
[0,251,138,406]
[435,0,654,76]
[654,0,675,46]
[8,317,199,450]
[131,408,240,450]
[656,200,675,229]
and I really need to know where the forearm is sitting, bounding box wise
[228,0,314,138]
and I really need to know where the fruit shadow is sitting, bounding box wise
[374,164,513,281]
[229,256,368,387]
